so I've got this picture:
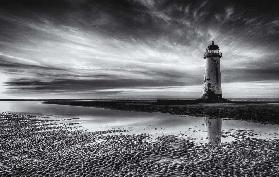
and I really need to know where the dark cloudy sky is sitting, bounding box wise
[0,0,279,99]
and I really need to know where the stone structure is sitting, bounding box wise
[202,41,222,101]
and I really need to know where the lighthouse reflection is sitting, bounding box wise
[205,117,222,145]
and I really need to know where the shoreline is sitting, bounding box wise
[44,100,279,124]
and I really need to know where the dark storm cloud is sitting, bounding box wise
[224,67,279,82]
[4,64,201,93]
[0,54,64,72]
[0,0,279,98]
[223,56,279,82]
[0,0,154,40]
[6,78,181,92]
[1,0,277,42]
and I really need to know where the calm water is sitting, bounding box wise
[1,101,279,144]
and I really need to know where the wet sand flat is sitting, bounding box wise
[45,100,279,124]
[1,112,279,177]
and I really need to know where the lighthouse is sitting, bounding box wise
[202,41,222,101]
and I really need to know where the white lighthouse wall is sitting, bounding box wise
[203,56,222,95]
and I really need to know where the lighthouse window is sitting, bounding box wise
[209,50,219,53]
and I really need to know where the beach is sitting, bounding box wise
[1,107,279,176]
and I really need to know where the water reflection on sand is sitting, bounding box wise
[205,117,222,145]
[0,101,278,144]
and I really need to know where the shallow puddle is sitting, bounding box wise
[0,101,279,144]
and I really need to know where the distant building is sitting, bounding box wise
[202,41,222,101]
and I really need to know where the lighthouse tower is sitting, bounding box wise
[202,41,222,101]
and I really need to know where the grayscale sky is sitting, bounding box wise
[0,0,278,99]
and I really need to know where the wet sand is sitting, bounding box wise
[1,112,279,176]
[45,100,279,124]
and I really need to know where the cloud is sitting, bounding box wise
[223,81,279,98]
[0,0,278,98]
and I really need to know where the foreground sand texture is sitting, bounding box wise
[1,112,279,176]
